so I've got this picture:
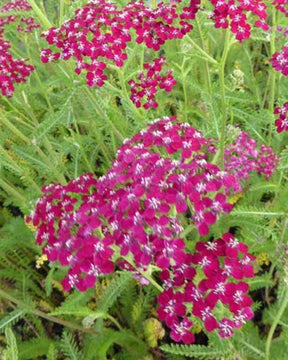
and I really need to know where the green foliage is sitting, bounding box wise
[160,343,231,359]
[0,310,26,333]
[4,328,18,360]
[60,330,84,360]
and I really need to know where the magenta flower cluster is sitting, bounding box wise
[40,0,198,87]
[0,30,34,97]
[0,0,39,97]
[272,0,288,17]
[270,46,288,76]
[224,132,279,186]
[209,0,268,41]
[128,57,177,109]
[157,232,254,343]
[40,0,271,89]
[274,102,288,133]
[0,0,40,31]
[27,116,279,343]
[28,117,238,287]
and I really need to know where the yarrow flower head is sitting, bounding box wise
[209,0,268,41]
[0,0,40,31]
[0,0,39,96]
[27,117,264,343]
[0,30,34,96]
[272,0,288,17]
[225,131,279,184]
[274,102,288,133]
[157,232,255,342]
[27,116,239,290]
[270,46,288,76]
[40,0,199,87]
[128,57,177,109]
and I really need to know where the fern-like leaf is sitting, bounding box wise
[60,330,83,360]
[0,310,25,333]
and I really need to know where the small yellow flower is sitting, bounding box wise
[228,192,243,205]
[256,253,270,266]
[35,254,48,269]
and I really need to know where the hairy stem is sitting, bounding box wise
[265,286,288,360]
[27,0,53,29]
[218,30,231,169]
[268,7,277,146]
[0,289,99,335]
[186,35,218,65]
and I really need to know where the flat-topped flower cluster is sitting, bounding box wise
[27,116,278,343]
[272,0,288,17]
[40,0,198,88]
[128,57,177,109]
[40,0,271,89]
[0,0,39,96]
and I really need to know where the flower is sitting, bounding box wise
[28,117,262,344]
[40,0,198,87]
[224,131,279,185]
[274,102,288,133]
[128,57,177,109]
[270,46,288,76]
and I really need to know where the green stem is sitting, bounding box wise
[0,289,99,335]
[186,35,218,65]
[24,35,54,114]
[181,59,188,120]
[59,0,64,25]
[218,30,231,169]
[265,287,288,360]
[268,7,277,146]
[196,15,211,93]
[124,258,163,293]
[85,87,125,142]
[27,0,53,29]
[115,67,144,123]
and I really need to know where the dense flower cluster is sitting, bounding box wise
[28,117,278,342]
[128,57,177,109]
[273,0,288,17]
[157,232,254,343]
[274,102,288,133]
[0,0,40,32]
[0,0,39,96]
[28,117,238,284]
[270,46,288,76]
[0,29,34,96]
[209,0,268,41]
[225,132,279,184]
[40,0,198,87]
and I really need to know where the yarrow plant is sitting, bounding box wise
[27,116,278,343]
[1,0,288,357]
